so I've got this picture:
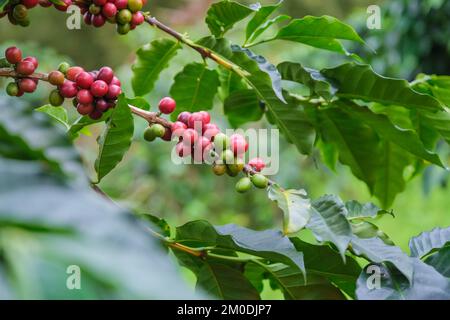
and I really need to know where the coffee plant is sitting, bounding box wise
[0,0,449,300]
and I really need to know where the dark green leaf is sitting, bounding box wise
[217,66,247,101]
[169,62,220,120]
[138,213,171,238]
[126,96,151,111]
[356,260,450,300]
[322,63,444,112]
[308,195,353,259]
[417,110,450,145]
[424,246,450,277]
[205,0,255,37]
[268,184,312,234]
[224,89,263,127]
[131,39,181,96]
[278,61,337,101]
[68,110,112,140]
[345,200,393,220]
[94,94,134,182]
[409,227,450,258]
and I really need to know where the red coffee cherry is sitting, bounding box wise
[110,76,121,86]
[93,0,107,5]
[97,67,114,83]
[18,78,37,93]
[230,134,248,155]
[90,80,109,97]
[66,66,84,81]
[114,0,127,10]
[76,89,94,104]
[59,80,78,98]
[158,97,176,114]
[22,0,39,8]
[84,12,92,25]
[131,11,144,25]
[199,111,211,125]
[176,142,191,157]
[92,14,106,27]
[77,103,95,115]
[5,47,22,64]
[95,99,109,112]
[23,56,38,68]
[105,84,121,99]
[48,71,65,86]
[182,128,199,146]
[102,2,117,18]
[188,111,210,129]
[16,60,36,75]
[38,0,52,7]
[248,158,266,172]
[203,123,220,139]
[75,71,94,89]
[89,109,103,120]
[177,111,191,125]
[171,121,187,138]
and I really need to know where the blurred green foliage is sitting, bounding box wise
[1,0,448,260]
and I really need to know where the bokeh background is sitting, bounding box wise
[1,0,449,259]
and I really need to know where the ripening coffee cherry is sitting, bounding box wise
[75,71,94,89]
[93,0,107,5]
[248,158,266,172]
[230,134,248,156]
[251,174,268,189]
[235,177,252,193]
[96,99,109,112]
[131,11,145,25]
[59,80,78,98]
[18,78,37,93]
[77,103,95,115]
[158,97,176,114]
[182,128,199,146]
[49,89,64,106]
[91,80,109,97]
[212,164,227,176]
[228,162,244,177]
[127,0,142,12]
[58,62,70,75]
[188,111,210,129]
[117,9,132,24]
[101,2,118,18]
[5,47,22,64]
[97,67,114,83]
[48,71,65,86]
[92,14,106,27]
[13,5,28,21]
[176,142,191,157]
[54,0,72,11]
[114,0,127,10]
[23,56,38,69]
[105,84,121,99]
[6,82,19,96]
[76,89,94,104]
[203,123,220,140]
[66,66,84,81]
[199,111,211,125]
[110,76,121,87]
[149,124,166,138]
[39,0,52,7]
[177,111,191,125]
[161,128,172,141]
[22,0,39,9]
[89,3,101,14]
[171,121,187,138]
[116,23,130,35]
[213,133,230,151]
[16,60,35,75]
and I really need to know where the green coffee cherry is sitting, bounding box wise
[117,23,131,35]
[143,127,156,142]
[49,90,64,106]
[227,162,244,176]
[128,0,143,12]
[251,174,269,189]
[58,62,70,75]
[13,5,27,21]
[117,9,132,24]
[212,164,227,176]
[89,4,101,15]
[213,133,230,151]
[151,124,166,138]
[235,177,252,193]
[6,82,19,96]
[221,149,235,164]
[17,17,30,27]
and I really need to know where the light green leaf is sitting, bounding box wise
[409,227,450,258]
[205,0,255,37]
[351,221,394,245]
[131,39,181,96]
[268,184,312,234]
[35,105,69,129]
[224,89,263,127]
[94,94,134,182]
[345,200,393,220]
[245,1,283,42]
[217,66,247,101]
[322,63,444,112]
[68,110,112,140]
[308,195,353,259]
[169,62,220,120]
[247,15,290,44]
[278,61,337,101]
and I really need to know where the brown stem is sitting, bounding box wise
[128,105,172,129]
[167,242,205,258]
[0,68,49,81]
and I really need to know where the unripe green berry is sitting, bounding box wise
[89,4,101,15]
[151,124,166,138]
[221,149,235,164]
[235,177,252,193]
[227,162,244,175]
[214,133,230,151]
[251,174,269,189]
[212,164,227,176]
[13,4,27,21]
[117,9,132,24]
[58,62,70,75]
[127,0,143,12]
[18,17,30,27]
[143,127,156,142]
[6,82,19,96]
[49,90,64,106]
[116,23,131,35]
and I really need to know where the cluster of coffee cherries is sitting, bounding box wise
[3,47,39,97]
[143,97,269,193]
[48,62,122,119]
[2,0,72,27]
[78,0,146,34]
